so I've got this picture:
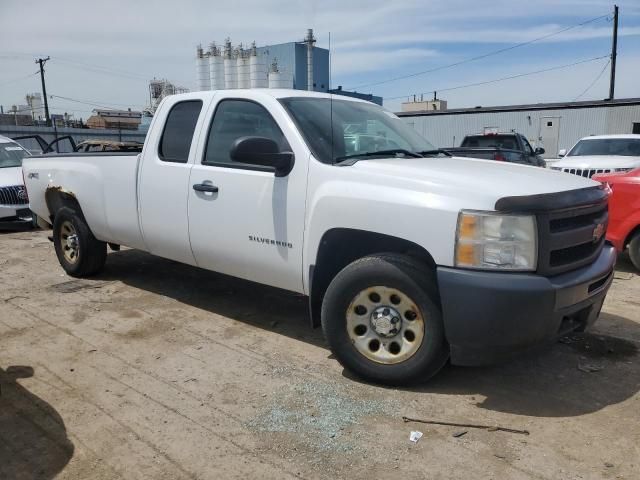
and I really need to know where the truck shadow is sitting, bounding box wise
[0,366,74,479]
[412,320,640,417]
[101,249,639,418]
[100,249,326,348]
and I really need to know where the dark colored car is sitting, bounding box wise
[446,133,546,167]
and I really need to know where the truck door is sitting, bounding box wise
[138,98,205,265]
[187,96,307,293]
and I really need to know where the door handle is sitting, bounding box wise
[193,183,219,193]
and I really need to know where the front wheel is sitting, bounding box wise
[53,207,107,277]
[321,253,449,386]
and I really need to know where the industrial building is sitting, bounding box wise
[195,29,380,104]
[398,97,640,158]
[196,29,329,92]
[85,108,142,130]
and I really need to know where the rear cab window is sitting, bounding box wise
[159,100,203,163]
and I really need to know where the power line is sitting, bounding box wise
[574,58,611,101]
[385,55,610,101]
[50,94,144,110]
[0,71,39,87]
[348,13,610,90]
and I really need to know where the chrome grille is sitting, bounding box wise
[0,185,29,205]
[562,168,611,178]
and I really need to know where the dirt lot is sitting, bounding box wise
[0,229,638,480]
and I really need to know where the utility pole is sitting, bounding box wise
[35,56,51,126]
[608,5,619,100]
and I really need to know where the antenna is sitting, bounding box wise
[329,31,334,163]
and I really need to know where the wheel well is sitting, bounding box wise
[624,224,640,248]
[308,228,437,328]
[45,187,83,223]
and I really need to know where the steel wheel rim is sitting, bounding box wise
[346,286,425,364]
[59,220,79,264]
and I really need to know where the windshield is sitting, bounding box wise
[461,135,518,149]
[280,97,435,163]
[568,138,640,157]
[0,141,29,168]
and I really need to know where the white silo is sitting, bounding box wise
[195,45,211,91]
[268,58,293,89]
[208,43,224,90]
[236,44,250,89]
[223,38,237,89]
[249,42,267,88]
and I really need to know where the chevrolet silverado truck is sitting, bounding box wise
[22,90,615,385]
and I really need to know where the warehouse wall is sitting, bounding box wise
[401,104,640,157]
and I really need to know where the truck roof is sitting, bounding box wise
[169,88,370,104]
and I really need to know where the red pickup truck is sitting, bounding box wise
[593,168,640,270]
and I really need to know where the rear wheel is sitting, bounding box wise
[629,232,640,271]
[53,207,107,277]
[321,253,449,385]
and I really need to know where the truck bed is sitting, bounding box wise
[23,152,146,250]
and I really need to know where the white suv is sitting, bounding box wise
[0,135,33,229]
[550,134,640,178]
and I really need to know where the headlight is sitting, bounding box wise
[455,211,537,271]
[550,166,562,171]
[614,168,632,173]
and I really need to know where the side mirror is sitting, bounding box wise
[558,149,567,157]
[230,136,294,177]
[534,147,545,155]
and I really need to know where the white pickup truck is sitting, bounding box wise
[23,89,616,385]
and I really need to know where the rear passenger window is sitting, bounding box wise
[203,99,288,168]
[159,100,202,163]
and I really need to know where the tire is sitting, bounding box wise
[52,207,107,277]
[629,232,640,271]
[321,253,449,386]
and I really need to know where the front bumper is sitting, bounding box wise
[437,244,616,366]
[0,206,34,231]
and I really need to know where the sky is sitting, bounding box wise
[0,0,639,118]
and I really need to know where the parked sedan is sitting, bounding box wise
[0,135,33,230]
[592,167,640,270]
[550,134,640,178]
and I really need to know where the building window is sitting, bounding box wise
[547,121,553,127]
[633,123,640,134]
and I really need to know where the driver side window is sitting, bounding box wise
[203,99,289,168]
[521,137,535,155]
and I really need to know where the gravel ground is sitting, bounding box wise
[0,229,639,479]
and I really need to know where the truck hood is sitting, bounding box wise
[351,156,597,209]
[0,167,23,187]
[552,155,640,170]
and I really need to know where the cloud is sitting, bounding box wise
[0,0,638,115]
[331,48,439,76]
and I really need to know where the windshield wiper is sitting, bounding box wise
[334,149,423,163]
[419,149,452,157]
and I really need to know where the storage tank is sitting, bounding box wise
[249,42,267,88]
[236,45,250,89]
[196,45,211,91]
[208,43,224,91]
[268,58,293,89]
[223,38,237,89]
